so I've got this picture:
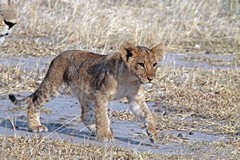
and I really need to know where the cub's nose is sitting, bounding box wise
[147,77,154,82]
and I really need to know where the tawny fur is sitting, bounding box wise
[0,0,17,43]
[9,42,164,142]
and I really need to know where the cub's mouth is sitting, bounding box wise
[139,78,153,84]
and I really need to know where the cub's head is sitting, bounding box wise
[120,42,164,84]
[0,0,17,44]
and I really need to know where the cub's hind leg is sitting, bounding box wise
[9,53,69,132]
[27,99,48,132]
[78,96,96,135]
[26,83,66,132]
[16,83,57,132]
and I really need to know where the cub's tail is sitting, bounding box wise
[9,94,29,105]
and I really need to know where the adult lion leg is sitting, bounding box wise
[127,87,158,143]
[95,91,113,141]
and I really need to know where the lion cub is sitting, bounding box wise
[9,42,164,142]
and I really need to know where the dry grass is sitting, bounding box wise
[0,134,239,159]
[182,138,240,159]
[146,67,240,135]
[1,0,240,56]
[0,136,170,160]
[0,65,44,93]
[111,110,137,121]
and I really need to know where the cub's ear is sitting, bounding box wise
[151,44,165,61]
[120,42,137,62]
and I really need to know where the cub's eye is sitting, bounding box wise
[138,63,145,68]
[153,63,158,68]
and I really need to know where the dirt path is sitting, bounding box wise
[0,93,231,155]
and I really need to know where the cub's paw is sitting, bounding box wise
[147,129,159,143]
[29,125,48,133]
[146,124,159,143]
[96,130,114,142]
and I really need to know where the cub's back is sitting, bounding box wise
[43,50,105,85]
[56,50,104,63]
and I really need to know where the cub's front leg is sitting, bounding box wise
[127,87,158,143]
[95,91,113,141]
